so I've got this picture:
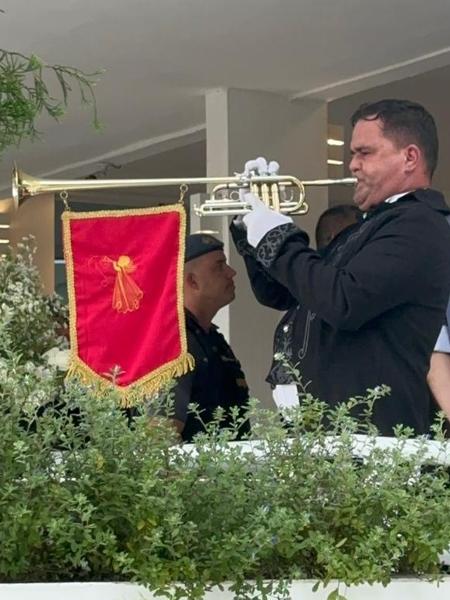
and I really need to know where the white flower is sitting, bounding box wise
[43,347,71,371]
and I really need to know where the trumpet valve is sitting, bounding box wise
[260,183,270,207]
[271,183,281,212]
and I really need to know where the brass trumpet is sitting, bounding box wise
[11,166,355,215]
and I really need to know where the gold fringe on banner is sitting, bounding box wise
[65,352,195,407]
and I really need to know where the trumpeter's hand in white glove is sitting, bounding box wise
[234,157,286,235]
[240,157,280,178]
[242,192,293,247]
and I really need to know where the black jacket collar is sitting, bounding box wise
[364,188,450,221]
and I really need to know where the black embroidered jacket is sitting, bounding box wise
[232,189,450,435]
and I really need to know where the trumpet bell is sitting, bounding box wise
[11,165,20,210]
[12,166,42,209]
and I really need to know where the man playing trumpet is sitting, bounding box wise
[232,99,450,436]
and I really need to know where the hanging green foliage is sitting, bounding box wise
[0,49,102,154]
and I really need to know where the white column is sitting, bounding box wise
[205,88,328,407]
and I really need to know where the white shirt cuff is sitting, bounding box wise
[434,325,450,353]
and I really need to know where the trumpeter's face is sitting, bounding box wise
[350,118,411,211]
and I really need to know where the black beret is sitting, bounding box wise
[185,233,224,263]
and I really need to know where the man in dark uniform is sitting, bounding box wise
[153,233,250,441]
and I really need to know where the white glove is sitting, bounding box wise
[242,193,293,247]
[234,157,281,230]
[231,188,249,229]
[267,160,280,175]
[239,157,280,178]
[242,156,268,177]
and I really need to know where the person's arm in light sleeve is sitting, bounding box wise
[428,325,450,422]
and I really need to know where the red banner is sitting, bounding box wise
[62,205,193,404]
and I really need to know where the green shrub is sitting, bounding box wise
[0,238,67,362]
[1,243,450,600]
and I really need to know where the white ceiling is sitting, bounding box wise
[2,0,450,192]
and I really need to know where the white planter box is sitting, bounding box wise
[2,579,450,600]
